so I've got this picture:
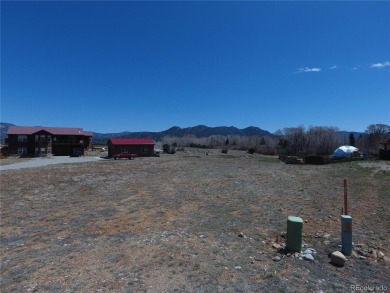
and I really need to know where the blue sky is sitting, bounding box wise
[1,1,389,133]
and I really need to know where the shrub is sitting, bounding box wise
[221,149,228,154]
[163,144,170,153]
[248,147,256,154]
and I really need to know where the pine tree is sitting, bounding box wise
[349,133,356,146]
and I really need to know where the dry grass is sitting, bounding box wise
[1,149,389,292]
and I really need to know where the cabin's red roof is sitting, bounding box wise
[108,138,155,145]
[7,126,92,136]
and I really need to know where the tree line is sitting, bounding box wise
[160,124,390,156]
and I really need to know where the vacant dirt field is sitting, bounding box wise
[1,149,389,292]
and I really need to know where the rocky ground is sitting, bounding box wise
[1,149,389,292]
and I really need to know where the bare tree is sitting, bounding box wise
[275,125,340,155]
[278,125,306,155]
[365,124,390,153]
[306,126,340,155]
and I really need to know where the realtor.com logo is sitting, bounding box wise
[351,285,387,292]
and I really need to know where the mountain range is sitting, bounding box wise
[92,125,274,143]
[0,123,273,143]
[0,122,366,144]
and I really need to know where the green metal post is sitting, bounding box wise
[286,216,303,252]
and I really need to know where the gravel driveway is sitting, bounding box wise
[0,156,104,171]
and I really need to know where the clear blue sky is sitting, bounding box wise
[1,1,389,134]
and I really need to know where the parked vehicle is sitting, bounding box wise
[112,153,137,160]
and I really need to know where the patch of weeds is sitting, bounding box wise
[330,282,345,291]
[257,271,275,280]
[94,207,117,218]
[128,213,141,220]
[108,231,135,246]
[218,155,238,159]
[113,269,131,281]
[71,282,85,292]
[173,284,187,292]
[255,156,280,163]
[106,252,123,263]
[210,246,223,255]
[38,283,64,291]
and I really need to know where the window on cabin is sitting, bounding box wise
[18,135,27,142]
[18,147,27,155]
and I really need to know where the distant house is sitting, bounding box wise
[107,138,155,157]
[7,126,93,157]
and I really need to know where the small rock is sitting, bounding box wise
[383,256,390,263]
[303,248,317,255]
[323,233,331,239]
[331,251,347,267]
[235,266,242,269]
[378,251,385,259]
[294,252,300,258]
[304,220,308,223]
[356,248,368,257]
[303,254,315,261]
[272,243,282,249]
[358,255,367,260]
[238,232,245,238]
[273,256,281,262]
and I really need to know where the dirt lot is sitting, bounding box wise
[1,149,389,292]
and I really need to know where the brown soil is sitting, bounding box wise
[1,149,389,292]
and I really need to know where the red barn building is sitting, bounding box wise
[107,138,155,157]
[7,126,93,157]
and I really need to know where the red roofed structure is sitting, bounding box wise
[107,138,155,157]
[6,126,93,157]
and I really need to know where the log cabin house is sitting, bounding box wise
[6,126,93,157]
